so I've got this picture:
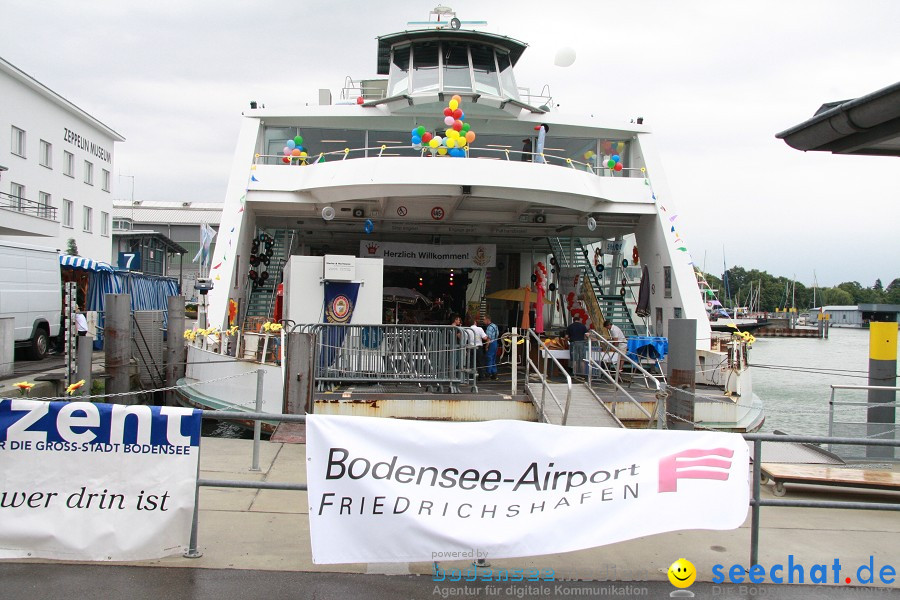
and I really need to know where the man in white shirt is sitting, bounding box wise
[603,319,626,371]
[467,316,489,379]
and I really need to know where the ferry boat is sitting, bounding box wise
[178,6,764,433]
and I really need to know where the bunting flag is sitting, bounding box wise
[669,215,678,222]
[192,223,217,268]
[212,262,222,270]
[251,175,259,182]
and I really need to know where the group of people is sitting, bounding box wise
[565,316,626,377]
[450,313,500,380]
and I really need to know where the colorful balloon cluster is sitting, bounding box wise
[565,289,591,327]
[606,154,624,172]
[281,135,308,164]
[601,140,626,172]
[534,262,548,294]
[410,95,476,158]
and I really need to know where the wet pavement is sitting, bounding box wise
[1,563,896,600]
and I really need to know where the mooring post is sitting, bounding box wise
[861,304,899,460]
[166,295,186,406]
[105,294,134,404]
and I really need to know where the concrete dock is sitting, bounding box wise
[1,435,899,598]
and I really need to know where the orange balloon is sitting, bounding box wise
[451,94,462,104]
[465,131,476,143]
[291,149,302,156]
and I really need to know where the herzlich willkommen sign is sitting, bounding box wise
[307,415,749,564]
[0,399,201,561]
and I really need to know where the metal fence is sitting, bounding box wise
[187,409,900,566]
[828,385,899,460]
[292,323,477,392]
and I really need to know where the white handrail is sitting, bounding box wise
[586,331,664,425]
[523,329,573,425]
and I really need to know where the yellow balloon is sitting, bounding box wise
[438,147,448,155]
[445,129,454,138]
[449,99,459,111]
[446,137,457,148]
[429,139,440,148]
[448,129,460,138]
[457,137,467,147]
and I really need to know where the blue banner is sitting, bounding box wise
[0,400,202,447]
[321,281,360,368]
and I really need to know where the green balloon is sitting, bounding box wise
[416,126,425,136]
[462,123,470,132]
[294,135,303,146]
[607,159,616,168]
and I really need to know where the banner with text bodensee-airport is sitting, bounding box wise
[0,399,201,561]
[308,415,749,564]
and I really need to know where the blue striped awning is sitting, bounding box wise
[59,254,114,272]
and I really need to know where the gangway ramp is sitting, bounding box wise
[528,382,623,428]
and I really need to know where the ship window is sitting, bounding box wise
[389,45,410,96]
[411,41,440,93]
[471,44,500,97]
[442,41,472,93]
[496,51,518,99]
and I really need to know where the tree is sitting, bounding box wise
[874,278,884,291]
[823,287,853,306]
[65,238,79,256]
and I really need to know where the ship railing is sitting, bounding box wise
[828,384,900,460]
[184,407,900,565]
[339,76,387,101]
[585,331,663,426]
[523,328,573,424]
[291,323,477,392]
[253,146,645,178]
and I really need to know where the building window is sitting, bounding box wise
[663,266,672,299]
[112,218,132,231]
[11,126,26,157]
[83,205,93,232]
[40,140,52,168]
[39,192,52,219]
[63,199,73,228]
[101,211,109,236]
[84,161,94,185]
[10,183,25,210]
[102,169,111,192]
[64,151,74,177]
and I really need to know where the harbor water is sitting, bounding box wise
[750,327,890,437]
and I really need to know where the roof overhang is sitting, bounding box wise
[776,81,900,156]
[376,29,528,75]
[113,230,188,255]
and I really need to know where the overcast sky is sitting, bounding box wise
[3,0,898,287]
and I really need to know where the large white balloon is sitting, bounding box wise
[554,47,576,67]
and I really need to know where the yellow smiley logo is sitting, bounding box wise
[668,558,696,588]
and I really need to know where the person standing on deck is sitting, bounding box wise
[484,314,499,380]
[603,319,627,371]
[565,314,588,376]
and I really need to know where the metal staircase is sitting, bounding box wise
[245,228,294,320]
[548,237,638,337]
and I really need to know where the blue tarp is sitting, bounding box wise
[87,270,179,349]
[627,336,669,361]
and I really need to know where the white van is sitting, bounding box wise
[0,241,62,359]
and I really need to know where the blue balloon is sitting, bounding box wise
[364,219,374,234]
[411,128,418,136]
[287,140,296,149]
[411,135,421,145]
[611,154,620,162]
[459,111,465,120]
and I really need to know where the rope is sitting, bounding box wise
[3,369,261,403]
